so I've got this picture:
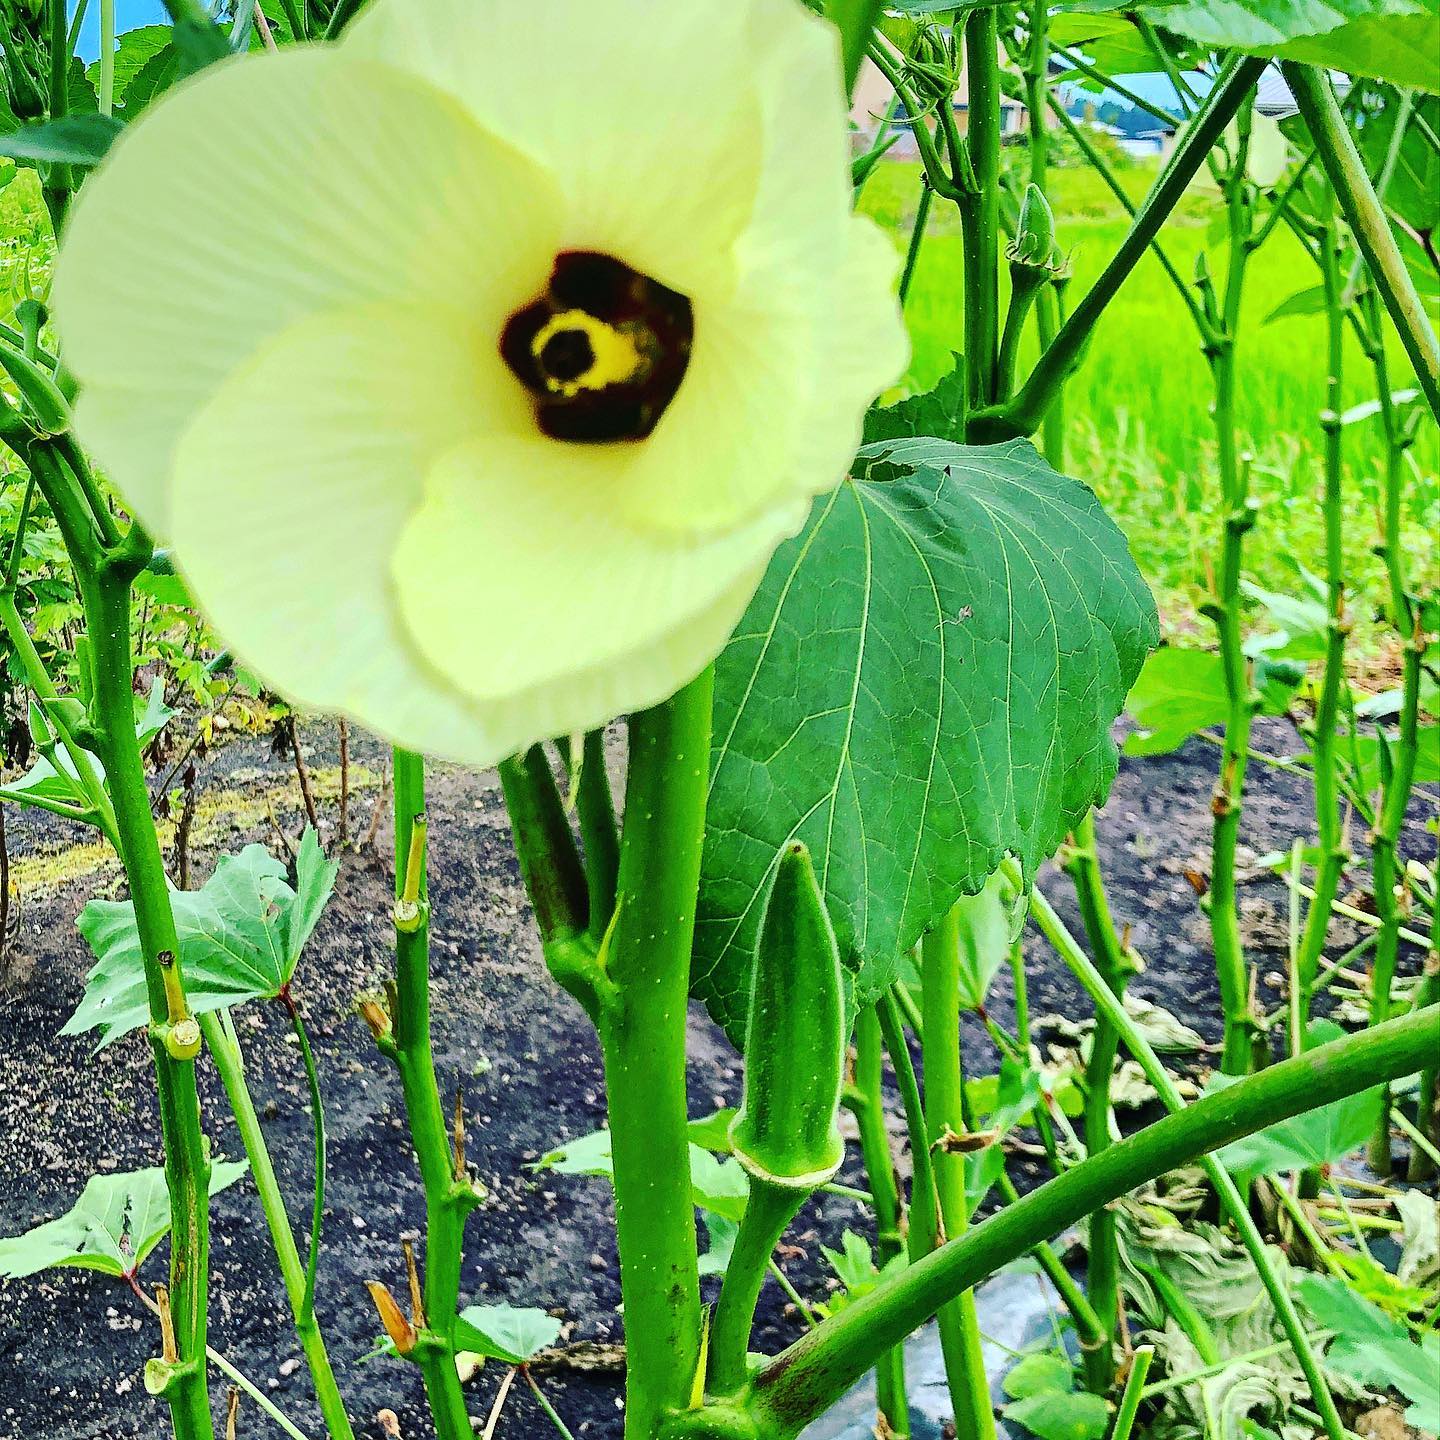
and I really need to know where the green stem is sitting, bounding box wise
[1044,94,1210,339]
[960,8,1002,412]
[709,1180,805,1395]
[1023,877,1348,1440]
[1282,64,1440,422]
[1061,812,1130,1391]
[387,750,478,1440]
[1203,144,1260,1074]
[898,180,932,309]
[975,57,1265,440]
[1295,221,1348,1022]
[599,671,711,1438]
[205,1346,313,1440]
[919,908,995,1440]
[1052,46,1183,128]
[203,1011,355,1440]
[83,545,213,1438]
[747,1006,1439,1439]
[843,1006,908,1435]
[1409,959,1440,1182]
[43,0,71,232]
[1109,1346,1155,1440]
[993,1172,1106,1350]
[576,729,619,946]
[283,990,327,1325]
[98,0,115,114]
[1365,297,1430,1174]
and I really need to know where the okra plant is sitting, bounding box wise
[0,1,1436,1439]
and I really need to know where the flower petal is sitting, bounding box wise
[167,302,523,762]
[56,46,562,535]
[391,433,800,704]
[345,0,766,301]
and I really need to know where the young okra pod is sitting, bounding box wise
[729,841,846,1190]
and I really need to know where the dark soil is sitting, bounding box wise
[0,717,1434,1440]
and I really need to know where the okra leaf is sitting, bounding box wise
[696,436,1157,1044]
[1212,1022,1384,1182]
[0,1160,247,1279]
[64,828,338,1048]
[454,1305,562,1365]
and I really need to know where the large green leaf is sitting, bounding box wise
[64,829,338,1048]
[695,437,1158,1042]
[0,1161,247,1280]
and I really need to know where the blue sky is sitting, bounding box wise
[71,0,170,62]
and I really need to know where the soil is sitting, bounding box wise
[0,717,1434,1440]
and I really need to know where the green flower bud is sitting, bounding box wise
[729,841,845,1190]
[26,696,53,750]
[1007,184,1066,279]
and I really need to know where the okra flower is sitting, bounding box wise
[53,0,906,764]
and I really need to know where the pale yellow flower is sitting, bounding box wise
[54,0,907,763]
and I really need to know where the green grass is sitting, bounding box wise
[859,159,1440,659]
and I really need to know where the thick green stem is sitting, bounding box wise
[960,9,1002,413]
[843,1007,908,1435]
[1024,880,1348,1440]
[1295,223,1348,1023]
[919,908,995,1440]
[1282,64,1440,422]
[84,549,213,1438]
[975,57,1264,440]
[600,671,711,1438]
[747,1005,1438,1439]
[1061,812,1130,1392]
[387,750,477,1440]
[203,1012,355,1439]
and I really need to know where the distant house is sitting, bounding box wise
[850,52,1033,157]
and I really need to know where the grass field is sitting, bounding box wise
[859,159,1440,655]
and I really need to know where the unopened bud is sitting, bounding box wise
[1007,185,1067,279]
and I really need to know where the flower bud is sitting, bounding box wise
[729,842,845,1190]
[1007,184,1066,279]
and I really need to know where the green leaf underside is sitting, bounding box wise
[64,829,338,1048]
[0,1161,247,1279]
[696,437,1158,1043]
